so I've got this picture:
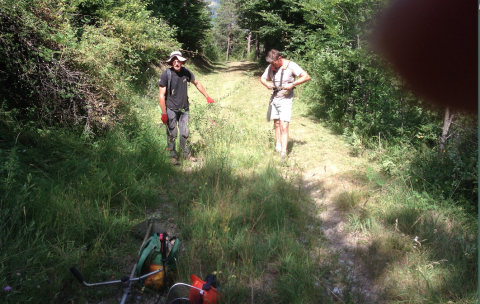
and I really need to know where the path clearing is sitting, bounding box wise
[189,61,383,303]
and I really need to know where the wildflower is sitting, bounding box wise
[3,286,12,292]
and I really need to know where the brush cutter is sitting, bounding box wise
[162,274,222,304]
[70,219,179,304]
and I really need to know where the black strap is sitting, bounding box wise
[202,274,217,290]
[160,233,168,291]
[272,61,290,91]
[167,68,172,97]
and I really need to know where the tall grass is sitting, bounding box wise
[172,90,329,302]
[0,88,173,302]
[1,65,334,303]
[335,172,478,303]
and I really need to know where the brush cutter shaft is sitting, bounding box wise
[121,221,154,304]
[69,266,164,287]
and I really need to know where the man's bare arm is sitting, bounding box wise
[191,79,210,98]
[159,86,167,114]
[284,72,311,90]
[260,77,275,90]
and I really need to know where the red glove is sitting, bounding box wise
[161,113,168,124]
[206,97,214,104]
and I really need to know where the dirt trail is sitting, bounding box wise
[215,62,382,303]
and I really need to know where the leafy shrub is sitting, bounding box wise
[0,0,179,130]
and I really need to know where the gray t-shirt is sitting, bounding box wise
[261,60,305,103]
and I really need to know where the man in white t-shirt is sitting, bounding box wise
[260,49,310,159]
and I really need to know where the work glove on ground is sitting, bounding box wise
[161,113,168,124]
[207,97,215,104]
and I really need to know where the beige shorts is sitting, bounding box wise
[270,99,293,122]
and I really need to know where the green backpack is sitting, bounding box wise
[136,233,181,290]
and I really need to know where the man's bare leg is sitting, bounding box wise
[274,119,282,151]
[280,120,289,153]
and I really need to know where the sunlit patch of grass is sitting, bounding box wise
[357,178,478,303]
[334,190,365,212]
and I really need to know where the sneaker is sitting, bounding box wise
[170,157,179,165]
[280,151,287,162]
[184,154,197,162]
[275,143,282,153]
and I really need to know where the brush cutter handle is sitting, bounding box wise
[69,266,163,287]
[70,267,84,284]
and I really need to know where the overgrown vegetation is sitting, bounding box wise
[334,176,477,303]
[0,92,173,302]
[1,0,477,303]
[146,0,212,53]
[212,0,477,211]
[297,0,478,212]
[0,0,178,130]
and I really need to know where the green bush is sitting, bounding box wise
[0,0,179,130]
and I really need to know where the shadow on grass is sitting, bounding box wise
[287,139,307,154]
[302,102,344,135]
[319,166,477,302]
[0,118,178,303]
[224,62,262,74]
[172,159,331,303]
[189,56,220,74]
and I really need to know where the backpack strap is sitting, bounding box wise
[165,237,181,269]
[167,68,172,97]
[136,234,161,277]
[272,60,290,90]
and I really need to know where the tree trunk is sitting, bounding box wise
[438,107,455,159]
[226,22,232,61]
[356,35,368,113]
[254,33,259,61]
[247,32,251,55]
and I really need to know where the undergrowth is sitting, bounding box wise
[0,87,173,302]
[333,157,478,303]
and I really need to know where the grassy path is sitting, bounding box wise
[2,61,474,303]
[180,61,380,303]
[145,61,475,303]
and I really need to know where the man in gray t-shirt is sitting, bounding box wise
[260,49,310,158]
[159,51,214,164]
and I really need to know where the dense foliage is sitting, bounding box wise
[0,0,477,302]
[0,0,180,301]
[146,0,212,53]
[0,0,178,130]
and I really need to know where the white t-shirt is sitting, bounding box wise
[261,60,305,103]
